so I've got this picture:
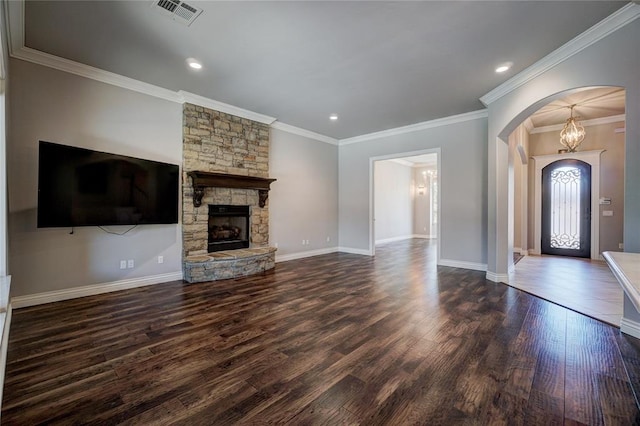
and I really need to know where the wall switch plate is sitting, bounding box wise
[158,256,164,264]
[619,243,624,249]
[603,210,614,217]
[127,259,134,268]
[119,260,127,269]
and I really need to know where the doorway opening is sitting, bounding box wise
[369,149,440,261]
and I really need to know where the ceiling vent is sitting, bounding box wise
[151,0,203,26]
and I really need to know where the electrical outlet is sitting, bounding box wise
[119,260,127,269]
[127,259,134,268]
[603,210,614,217]
[274,242,278,248]
[326,236,330,242]
[158,256,164,264]
[619,243,624,249]
[302,239,305,245]
[305,239,310,245]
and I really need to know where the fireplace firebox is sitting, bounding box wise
[208,205,250,252]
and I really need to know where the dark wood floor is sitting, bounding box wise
[3,239,640,425]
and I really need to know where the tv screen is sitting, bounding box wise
[37,141,179,228]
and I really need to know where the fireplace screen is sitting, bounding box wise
[208,205,250,252]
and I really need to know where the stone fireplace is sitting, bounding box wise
[181,103,276,283]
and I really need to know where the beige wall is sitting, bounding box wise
[528,120,625,254]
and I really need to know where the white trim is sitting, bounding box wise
[11,271,183,308]
[530,114,626,134]
[178,91,276,125]
[523,118,534,133]
[337,246,373,256]
[532,150,604,260]
[413,234,434,239]
[486,271,509,283]
[340,110,487,146]
[14,47,182,103]
[375,235,414,244]
[275,247,338,262]
[438,259,487,272]
[270,122,338,145]
[480,3,640,105]
[620,318,640,340]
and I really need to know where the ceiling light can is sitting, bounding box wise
[495,61,513,73]
[329,114,338,121]
[187,58,202,70]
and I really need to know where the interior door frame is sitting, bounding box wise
[532,149,604,260]
[368,148,441,262]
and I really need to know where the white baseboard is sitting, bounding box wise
[620,318,640,340]
[12,271,183,308]
[413,234,435,239]
[338,246,373,256]
[276,247,338,263]
[375,235,414,244]
[486,271,509,283]
[438,259,487,272]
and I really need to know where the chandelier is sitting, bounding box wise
[559,105,586,152]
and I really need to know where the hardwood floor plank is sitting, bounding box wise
[2,239,639,424]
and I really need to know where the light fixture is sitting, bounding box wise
[417,184,426,195]
[559,104,586,152]
[186,58,202,70]
[495,62,513,73]
[329,114,338,121]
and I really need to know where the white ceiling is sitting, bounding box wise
[18,1,628,139]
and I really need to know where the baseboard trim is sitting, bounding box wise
[438,259,487,272]
[12,272,184,308]
[620,318,640,340]
[413,234,434,239]
[276,247,338,263]
[375,235,414,244]
[486,271,510,284]
[338,247,373,256]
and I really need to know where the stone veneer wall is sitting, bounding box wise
[182,103,271,258]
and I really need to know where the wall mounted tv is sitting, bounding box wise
[37,141,179,228]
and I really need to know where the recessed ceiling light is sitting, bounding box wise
[495,62,513,73]
[187,58,202,70]
[329,114,339,121]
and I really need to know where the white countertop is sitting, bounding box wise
[603,251,640,312]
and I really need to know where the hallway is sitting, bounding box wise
[509,255,622,326]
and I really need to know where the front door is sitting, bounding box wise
[541,159,591,258]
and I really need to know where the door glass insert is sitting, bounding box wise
[549,166,581,250]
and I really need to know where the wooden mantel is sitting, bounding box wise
[187,171,276,208]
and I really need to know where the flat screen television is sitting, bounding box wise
[37,141,179,228]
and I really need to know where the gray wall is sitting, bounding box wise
[374,160,413,242]
[8,59,183,297]
[269,127,338,258]
[528,120,625,254]
[338,116,487,265]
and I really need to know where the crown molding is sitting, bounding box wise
[178,91,276,125]
[270,121,338,145]
[480,3,640,106]
[530,114,625,134]
[339,109,488,146]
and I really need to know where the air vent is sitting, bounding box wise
[151,0,203,26]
